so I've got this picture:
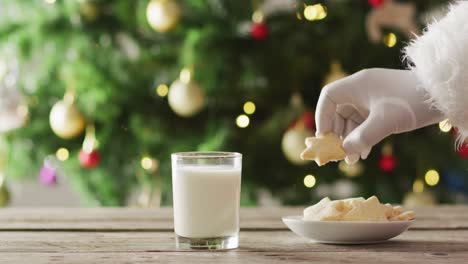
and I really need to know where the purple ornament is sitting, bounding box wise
[39,164,58,186]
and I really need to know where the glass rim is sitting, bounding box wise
[172,151,242,159]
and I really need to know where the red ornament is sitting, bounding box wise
[301,111,315,131]
[379,155,396,172]
[458,143,468,159]
[250,22,268,40]
[368,0,385,8]
[79,149,101,169]
[288,111,315,131]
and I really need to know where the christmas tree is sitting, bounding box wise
[1,0,465,207]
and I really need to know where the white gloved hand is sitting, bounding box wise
[315,68,444,164]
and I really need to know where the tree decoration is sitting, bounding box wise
[282,111,315,165]
[250,10,268,40]
[322,61,348,86]
[303,3,327,21]
[368,0,385,8]
[78,124,101,169]
[39,156,59,186]
[457,143,468,159]
[438,119,452,133]
[366,0,418,43]
[168,67,205,117]
[49,91,86,139]
[379,143,396,172]
[146,0,181,33]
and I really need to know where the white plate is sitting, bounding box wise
[282,215,413,244]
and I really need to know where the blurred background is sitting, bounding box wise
[1,0,466,208]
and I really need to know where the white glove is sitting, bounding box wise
[315,68,444,164]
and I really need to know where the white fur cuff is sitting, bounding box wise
[404,1,468,143]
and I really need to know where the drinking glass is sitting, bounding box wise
[171,152,242,250]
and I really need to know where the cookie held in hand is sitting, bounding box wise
[300,133,346,166]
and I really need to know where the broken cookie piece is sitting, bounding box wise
[303,196,416,222]
[300,133,346,166]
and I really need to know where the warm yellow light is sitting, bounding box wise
[439,119,452,133]
[243,101,256,115]
[304,4,327,21]
[156,84,169,97]
[252,10,264,23]
[303,174,316,188]
[383,33,397,48]
[56,148,69,161]
[413,179,424,193]
[141,156,159,172]
[425,169,440,186]
[236,114,250,128]
[45,0,56,4]
[316,9,327,20]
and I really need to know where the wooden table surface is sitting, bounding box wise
[0,206,467,263]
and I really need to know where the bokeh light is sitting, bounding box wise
[304,4,327,21]
[383,33,397,47]
[439,119,452,133]
[236,114,250,128]
[56,148,69,161]
[303,174,316,188]
[243,101,256,115]
[425,169,440,186]
[156,84,169,97]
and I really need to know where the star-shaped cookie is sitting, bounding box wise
[300,133,346,166]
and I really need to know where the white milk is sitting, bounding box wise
[172,165,241,238]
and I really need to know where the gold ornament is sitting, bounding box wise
[168,68,205,117]
[282,125,314,165]
[338,160,364,178]
[0,174,10,207]
[146,0,181,33]
[323,61,348,86]
[49,91,86,139]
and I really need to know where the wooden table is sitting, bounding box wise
[0,206,467,263]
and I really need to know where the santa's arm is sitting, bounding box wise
[404,1,468,143]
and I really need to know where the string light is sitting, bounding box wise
[304,4,327,21]
[425,169,440,186]
[141,156,159,172]
[243,101,256,115]
[56,148,70,161]
[412,179,424,193]
[156,84,169,97]
[383,33,397,48]
[303,174,316,188]
[439,119,452,133]
[252,10,264,23]
[236,114,250,128]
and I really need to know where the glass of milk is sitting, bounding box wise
[171,152,242,250]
